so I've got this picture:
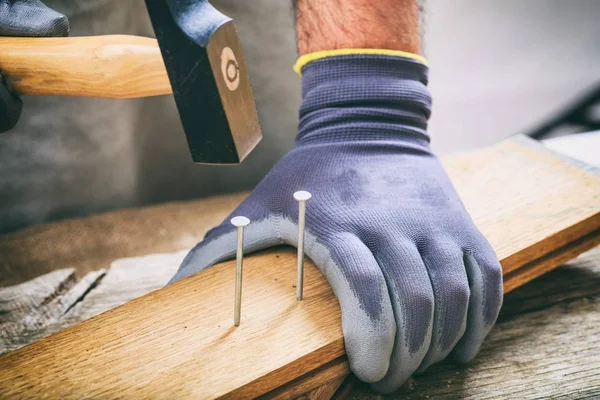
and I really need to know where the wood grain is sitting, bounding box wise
[0,194,245,287]
[444,136,599,276]
[300,377,346,400]
[0,136,598,399]
[260,358,349,400]
[0,269,106,355]
[503,228,600,292]
[0,35,171,98]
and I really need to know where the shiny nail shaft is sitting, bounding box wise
[231,216,249,326]
[234,224,244,326]
[296,199,306,300]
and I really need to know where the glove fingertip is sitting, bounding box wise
[452,340,482,364]
[451,249,502,364]
[345,326,393,383]
[47,13,70,37]
[35,2,70,37]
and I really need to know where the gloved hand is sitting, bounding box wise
[0,0,69,133]
[170,52,503,393]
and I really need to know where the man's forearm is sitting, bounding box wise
[294,0,421,55]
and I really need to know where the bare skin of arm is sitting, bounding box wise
[295,0,421,55]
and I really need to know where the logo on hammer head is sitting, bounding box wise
[221,47,240,91]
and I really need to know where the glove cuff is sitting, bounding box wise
[297,52,432,144]
[294,48,427,76]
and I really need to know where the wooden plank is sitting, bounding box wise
[347,246,600,399]
[7,229,593,392]
[444,135,600,275]
[0,136,598,399]
[0,269,106,355]
[260,358,349,400]
[501,246,600,319]
[503,227,600,292]
[0,251,183,355]
[0,195,243,287]
[331,376,356,400]
[299,377,346,400]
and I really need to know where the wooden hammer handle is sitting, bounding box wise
[0,35,172,99]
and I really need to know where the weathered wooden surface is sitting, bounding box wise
[0,253,182,354]
[0,195,242,287]
[3,247,599,399]
[0,269,105,354]
[2,241,596,397]
[0,136,599,399]
[347,245,600,399]
[260,358,350,400]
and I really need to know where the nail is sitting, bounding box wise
[231,216,250,326]
[294,191,312,301]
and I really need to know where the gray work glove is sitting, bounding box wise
[170,53,503,393]
[0,0,69,133]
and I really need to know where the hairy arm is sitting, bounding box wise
[294,0,422,55]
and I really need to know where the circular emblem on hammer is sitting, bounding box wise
[221,46,240,91]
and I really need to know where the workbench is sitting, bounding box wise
[1,134,599,399]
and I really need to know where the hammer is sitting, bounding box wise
[0,0,262,164]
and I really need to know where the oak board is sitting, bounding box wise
[0,136,598,399]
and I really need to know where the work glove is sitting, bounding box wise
[0,0,69,133]
[170,52,503,393]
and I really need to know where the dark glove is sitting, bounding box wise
[0,71,22,132]
[0,0,68,37]
[0,0,69,133]
[170,52,503,393]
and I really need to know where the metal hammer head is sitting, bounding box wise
[145,0,262,164]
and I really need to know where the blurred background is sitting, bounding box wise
[1,0,599,233]
[426,0,600,153]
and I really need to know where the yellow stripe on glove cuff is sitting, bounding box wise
[293,48,428,76]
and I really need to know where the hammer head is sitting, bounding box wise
[145,0,262,164]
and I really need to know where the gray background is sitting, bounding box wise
[1,0,598,232]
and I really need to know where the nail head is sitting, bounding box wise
[231,216,250,227]
[293,191,312,201]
